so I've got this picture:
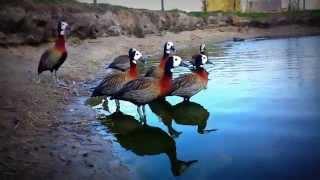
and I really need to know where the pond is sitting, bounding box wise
[92,36,320,179]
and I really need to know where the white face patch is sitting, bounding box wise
[60,21,68,35]
[133,50,142,61]
[165,41,174,54]
[201,54,208,64]
[172,55,182,67]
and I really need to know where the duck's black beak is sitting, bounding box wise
[65,25,71,37]
[171,46,176,53]
[181,60,192,68]
[141,55,149,64]
[206,60,213,64]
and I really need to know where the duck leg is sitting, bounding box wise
[51,71,56,84]
[142,105,147,124]
[115,99,120,112]
[54,71,59,83]
[102,98,110,112]
[168,126,182,138]
[54,71,67,87]
[36,74,41,84]
[137,106,144,123]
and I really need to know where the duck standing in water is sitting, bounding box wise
[37,21,69,83]
[145,41,175,78]
[91,49,143,111]
[171,54,209,101]
[112,56,182,121]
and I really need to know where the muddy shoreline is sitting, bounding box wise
[1,25,320,180]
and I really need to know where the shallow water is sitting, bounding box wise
[93,36,320,179]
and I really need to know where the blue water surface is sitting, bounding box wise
[95,36,320,180]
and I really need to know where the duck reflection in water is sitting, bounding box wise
[172,101,217,134]
[148,99,182,138]
[149,99,216,135]
[102,111,198,176]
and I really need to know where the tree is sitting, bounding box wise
[202,0,208,12]
[93,0,97,5]
[161,0,165,11]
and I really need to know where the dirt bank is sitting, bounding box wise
[1,25,320,180]
[1,0,320,46]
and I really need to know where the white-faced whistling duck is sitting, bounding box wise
[145,41,176,78]
[190,43,207,66]
[37,21,69,83]
[170,54,209,101]
[112,55,182,122]
[107,48,146,71]
[91,48,143,110]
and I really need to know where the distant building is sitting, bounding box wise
[206,0,241,12]
[281,0,320,11]
[205,0,320,12]
[240,0,282,12]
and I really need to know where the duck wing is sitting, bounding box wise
[92,72,126,97]
[38,48,65,74]
[114,77,158,104]
[171,74,204,97]
[108,55,130,71]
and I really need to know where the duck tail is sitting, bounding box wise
[91,88,103,97]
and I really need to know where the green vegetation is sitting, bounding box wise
[234,12,269,19]
[309,10,320,17]
[189,10,269,20]
[188,11,211,18]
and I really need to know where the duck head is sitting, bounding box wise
[163,41,176,57]
[57,21,69,36]
[200,44,206,54]
[128,48,143,64]
[164,55,182,74]
[195,54,208,69]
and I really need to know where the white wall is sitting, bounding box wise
[281,0,320,10]
[77,0,202,12]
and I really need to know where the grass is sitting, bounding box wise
[189,11,270,20]
[309,9,320,17]
[188,11,216,18]
[234,12,269,19]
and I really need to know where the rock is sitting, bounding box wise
[107,25,122,36]
[232,16,250,26]
[233,37,245,42]
[0,7,26,33]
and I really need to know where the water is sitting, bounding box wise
[93,36,320,180]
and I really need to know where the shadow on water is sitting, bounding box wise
[101,111,198,176]
[149,99,216,137]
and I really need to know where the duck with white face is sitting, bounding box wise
[170,54,209,102]
[92,48,143,111]
[145,41,176,78]
[37,21,69,84]
[112,55,182,121]
[107,48,147,72]
[189,43,208,66]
